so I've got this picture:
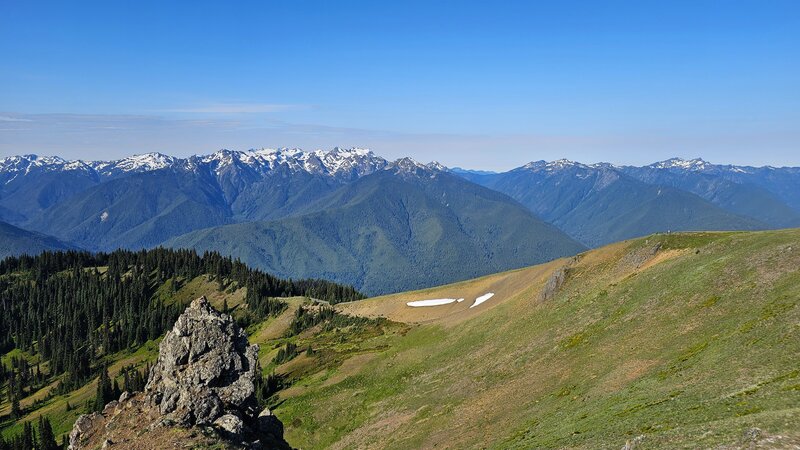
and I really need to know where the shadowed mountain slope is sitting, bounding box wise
[0,220,75,259]
[466,162,765,246]
[168,166,585,295]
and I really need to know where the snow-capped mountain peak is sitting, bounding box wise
[548,158,582,169]
[426,161,447,171]
[521,159,586,172]
[391,157,427,171]
[95,152,177,173]
[385,157,447,179]
[0,154,97,178]
[651,157,709,171]
[317,147,385,178]
[0,147,392,183]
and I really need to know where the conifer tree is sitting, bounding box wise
[37,415,57,450]
[22,422,34,450]
[10,389,21,420]
[93,366,112,412]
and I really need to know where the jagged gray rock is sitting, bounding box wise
[541,256,580,301]
[68,413,99,449]
[145,296,260,426]
[620,242,662,270]
[541,266,568,301]
[68,297,290,449]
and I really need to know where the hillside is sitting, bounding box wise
[255,229,800,448]
[26,170,235,251]
[2,229,799,448]
[0,248,362,443]
[0,220,74,259]
[167,165,586,295]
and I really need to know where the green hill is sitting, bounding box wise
[263,229,800,448]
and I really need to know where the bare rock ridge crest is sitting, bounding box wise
[68,297,289,449]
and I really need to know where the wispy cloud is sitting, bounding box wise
[0,115,33,122]
[0,112,797,170]
[163,103,305,114]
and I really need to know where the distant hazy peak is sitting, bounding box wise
[449,167,497,175]
[383,157,448,179]
[93,152,178,173]
[0,154,93,174]
[649,157,709,171]
[520,159,588,172]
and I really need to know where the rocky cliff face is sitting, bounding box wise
[68,297,289,449]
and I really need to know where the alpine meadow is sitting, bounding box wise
[1,1,799,449]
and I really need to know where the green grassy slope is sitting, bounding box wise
[259,229,800,449]
[5,229,797,448]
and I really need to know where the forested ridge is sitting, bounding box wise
[0,248,364,448]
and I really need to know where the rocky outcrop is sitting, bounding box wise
[540,256,579,301]
[68,297,290,449]
[620,242,662,270]
[145,296,260,426]
[540,266,568,301]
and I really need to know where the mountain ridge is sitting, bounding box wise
[1,150,798,292]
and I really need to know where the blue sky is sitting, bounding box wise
[1,0,798,170]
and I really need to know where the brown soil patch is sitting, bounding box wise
[337,259,562,326]
[251,297,305,343]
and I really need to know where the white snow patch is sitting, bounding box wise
[470,293,495,308]
[406,298,458,307]
[456,298,465,303]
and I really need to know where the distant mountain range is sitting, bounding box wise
[0,148,798,293]
[459,159,791,246]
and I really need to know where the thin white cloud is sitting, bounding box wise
[0,115,33,122]
[0,112,797,170]
[164,103,305,113]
